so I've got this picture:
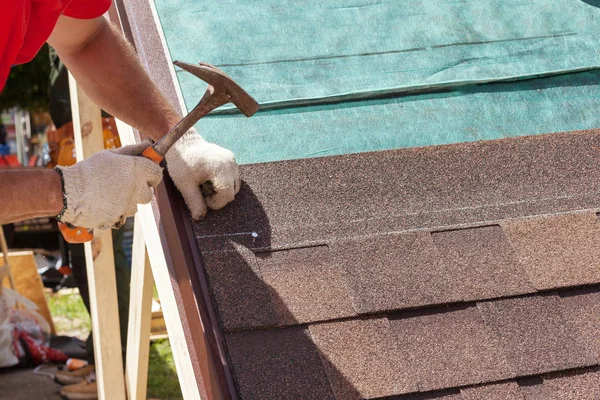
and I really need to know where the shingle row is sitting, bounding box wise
[225,290,600,399]
[202,212,600,331]
[193,131,600,252]
[391,368,600,400]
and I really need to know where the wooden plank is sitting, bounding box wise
[69,73,126,400]
[110,1,235,394]
[0,251,56,333]
[125,215,153,400]
[139,203,202,400]
[115,117,202,399]
[109,3,235,396]
[0,227,15,290]
[150,310,167,338]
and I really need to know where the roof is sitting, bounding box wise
[192,130,600,399]
[156,0,600,165]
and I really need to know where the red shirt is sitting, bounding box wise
[0,0,111,92]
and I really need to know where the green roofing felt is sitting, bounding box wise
[154,0,600,164]
[195,70,600,164]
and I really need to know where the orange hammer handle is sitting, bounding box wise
[59,146,163,244]
[58,222,94,244]
[141,146,165,164]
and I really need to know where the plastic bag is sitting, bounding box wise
[0,290,18,368]
[0,267,62,367]
[7,293,66,365]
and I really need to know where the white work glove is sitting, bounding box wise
[165,128,240,219]
[56,142,163,230]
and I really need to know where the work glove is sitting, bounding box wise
[56,142,163,230]
[165,128,240,219]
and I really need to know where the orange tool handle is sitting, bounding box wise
[141,146,165,164]
[58,222,94,244]
[59,145,163,244]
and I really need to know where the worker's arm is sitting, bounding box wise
[0,143,162,229]
[47,16,178,141]
[47,16,240,218]
[0,170,63,224]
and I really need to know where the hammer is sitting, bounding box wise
[59,61,259,243]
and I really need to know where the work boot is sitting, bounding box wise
[60,372,98,400]
[55,364,95,385]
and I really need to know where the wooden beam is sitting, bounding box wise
[68,73,126,400]
[116,118,202,400]
[108,3,234,397]
[109,0,234,392]
[0,226,15,290]
[150,310,168,340]
[1,251,56,333]
[125,215,153,400]
[139,204,202,400]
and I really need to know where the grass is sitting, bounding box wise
[147,339,183,400]
[46,289,91,341]
[47,289,182,399]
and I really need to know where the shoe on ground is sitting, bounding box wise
[55,364,95,385]
[60,373,98,400]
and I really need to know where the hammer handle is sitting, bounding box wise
[141,146,165,164]
[59,61,257,244]
[58,222,94,244]
[59,146,164,244]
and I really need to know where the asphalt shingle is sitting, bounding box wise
[461,381,524,400]
[399,390,464,399]
[202,245,278,331]
[478,295,595,376]
[194,131,600,250]
[390,305,513,391]
[503,212,600,290]
[309,317,415,399]
[331,233,460,314]
[431,225,535,300]
[559,288,600,362]
[256,245,356,325]
[519,369,600,400]
[192,131,600,399]
[225,327,335,399]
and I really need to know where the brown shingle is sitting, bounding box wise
[477,295,595,376]
[202,245,278,331]
[399,390,463,399]
[331,233,460,314]
[256,245,356,325]
[503,212,600,290]
[519,369,600,400]
[461,381,524,400]
[431,225,535,300]
[191,132,600,399]
[225,327,335,399]
[309,317,415,399]
[390,305,513,392]
[559,289,600,362]
[194,131,600,250]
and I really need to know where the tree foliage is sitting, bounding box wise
[0,44,50,112]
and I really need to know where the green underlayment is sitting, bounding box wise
[154,0,600,164]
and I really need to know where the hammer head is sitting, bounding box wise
[173,61,259,117]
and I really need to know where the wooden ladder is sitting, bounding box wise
[68,73,201,400]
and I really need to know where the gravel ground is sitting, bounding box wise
[0,366,62,400]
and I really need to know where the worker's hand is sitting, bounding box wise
[165,128,240,219]
[56,142,163,230]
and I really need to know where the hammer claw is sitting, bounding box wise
[173,61,259,117]
[151,61,259,156]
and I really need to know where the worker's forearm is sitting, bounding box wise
[55,20,180,141]
[0,169,63,224]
